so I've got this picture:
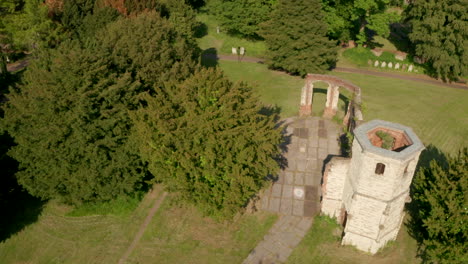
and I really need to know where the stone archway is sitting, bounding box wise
[299,74,364,130]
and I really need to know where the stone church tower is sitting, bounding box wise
[321,120,424,254]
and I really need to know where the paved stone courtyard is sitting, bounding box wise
[262,117,341,217]
[244,117,341,264]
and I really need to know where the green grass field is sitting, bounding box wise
[196,14,267,57]
[0,186,276,264]
[127,200,277,264]
[219,60,468,155]
[1,56,466,264]
[287,216,420,264]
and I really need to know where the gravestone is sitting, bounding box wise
[408,64,414,72]
[388,62,393,69]
[374,60,379,67]
[240,47,245,55]
[402,64,407,71]
[232,47,237,55]
[381,61,387,68]
[395,63,400,70]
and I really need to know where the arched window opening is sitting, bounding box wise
[375,163,386,175]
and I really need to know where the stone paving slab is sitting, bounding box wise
[261,117,340,217]
[242,216,313,264]
[245,117,341,263]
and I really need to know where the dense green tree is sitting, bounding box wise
[2,42,147,204]
[96,11,200,87]
[411,148,467,263]
[3,0,63,51]
[0,0,24,79]
[208,0,277,39]
[261,0,337,76]
[132,68,282,217]
[1,12,200,205]
[77,6,121,39]
[124,0,200,39]
[321,0,354,42]
[321,0,399,44]
[406,0,468,81]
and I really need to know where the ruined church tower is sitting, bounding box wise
[321,120,424,254]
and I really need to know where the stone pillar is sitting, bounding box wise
[323,85,339,118]
[299,79,314,116]
[342,101,352,128]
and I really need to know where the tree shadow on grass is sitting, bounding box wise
[0,132,44,242]
[201,48,219,68]
[404,144,448,261]
[194,22,208,38]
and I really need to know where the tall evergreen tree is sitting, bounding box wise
[411,148,467,263]
[131,68,282,217]
[321,0,399,44]
[406,0,468,81]
[97,9,200,87]
[1,12,200,205]
[261,0,337,76]
[208,0,277,39]
[2,42,147,204]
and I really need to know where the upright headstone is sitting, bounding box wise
[381,61,387,68]
[408,64,414,72]
[388,62,393,69]
[395,63,400,70]
[216,26,220,34]
[402,64,407,71]
[374,60,379,67]
[240,47,245,55]
[232,47,237,55]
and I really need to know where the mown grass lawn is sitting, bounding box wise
[196,14,267,58]
[287,216,420,264]
[127,199,277,264]
[219,60,468,155]
[0,186,276,264]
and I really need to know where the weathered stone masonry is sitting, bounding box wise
[299,74,364,131]
[321,120,424,254]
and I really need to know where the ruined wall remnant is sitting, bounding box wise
[299,74,363,131]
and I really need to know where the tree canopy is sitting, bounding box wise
[406,0,468,81]
[261,0,337,76]
[321,0,400,44]
[208,0,277,39]
[411,148,468,263]
[1,11,200,205]
[131,68,282,217]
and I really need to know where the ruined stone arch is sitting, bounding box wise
[299,74,363,130]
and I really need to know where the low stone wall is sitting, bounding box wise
[321,157,350,218]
